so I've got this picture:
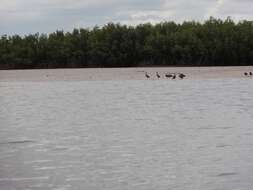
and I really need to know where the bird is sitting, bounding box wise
[249,72,252,76]
[145,72,150,79]
[244,72,248,76]
[172,74,176,79]
[178,73,186,79]
[165,73,173,78]
[156,72,161,79]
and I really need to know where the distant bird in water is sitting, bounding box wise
[156,72,161,79]
[178,73,186,79]
[145,72,150,79]
[250,72,252,76]
[172,74,176,79]
[165,73,173,78]
[244,72,248,76]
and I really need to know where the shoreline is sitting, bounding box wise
[1,66,253,82]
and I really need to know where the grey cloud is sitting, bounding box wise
[1,0,253,35]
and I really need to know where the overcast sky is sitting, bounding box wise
[1,0,253,35]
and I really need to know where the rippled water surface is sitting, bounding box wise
[1,79,253,190]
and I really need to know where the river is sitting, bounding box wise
[1,78,253,190]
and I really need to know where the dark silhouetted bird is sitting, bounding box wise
[165,73,173,78]
[156,72,161,79]
[145,72,150,79]
[178,73,186,79]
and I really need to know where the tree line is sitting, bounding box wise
[1,17,253,69]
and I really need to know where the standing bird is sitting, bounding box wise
[249,72,252,76]
[156,72,161,79]
[178,73,186,79]
[145,72,150,79]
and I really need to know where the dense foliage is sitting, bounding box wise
[1,18,253,69]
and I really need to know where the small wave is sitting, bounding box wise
[216,172,237,177]
[197,127,214,130]
[35,165,73,171]
[216,144,232,148]
[221,127,233,130]
[66,177,85,182]
[24,160,52,164]
[0,140,35,145]
[0,176,49,182]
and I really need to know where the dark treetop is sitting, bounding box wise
[1,17,253,69]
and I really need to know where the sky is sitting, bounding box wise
[1,0,253,35]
